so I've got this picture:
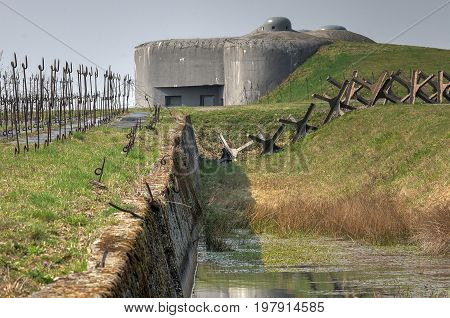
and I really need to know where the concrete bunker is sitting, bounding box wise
[135,17,374,107]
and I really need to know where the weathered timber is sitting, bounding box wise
[328,71,367,105]
[409,70,434,104]
[352,71,389,106]
[313,80,355,124]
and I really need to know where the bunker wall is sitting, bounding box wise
[135,40,227,107]
[223,40,323,105]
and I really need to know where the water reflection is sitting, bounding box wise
[193,264,406,298]
[193,234,450,298]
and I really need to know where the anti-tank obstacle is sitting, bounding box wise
[278,103,317,142]
[247,124,286,155]
[218,133,253,163]
[313,69,450,111]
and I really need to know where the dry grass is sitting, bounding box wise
[413,202,450,255]
[200,159,254,251]
[250,191,410,244]
[0,267,31,297]
[250,189,449,253]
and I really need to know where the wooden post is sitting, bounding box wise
[327,71,367,105]
[313,80,355,124]
[389,71,412,103]
[352,71,389,107]
[435,71,450,103]
[409,70,434,104]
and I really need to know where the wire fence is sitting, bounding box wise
[0,53,133,154]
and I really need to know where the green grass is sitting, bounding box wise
[260,42,450,104]
[0,109,171,297]
[192,42,450,261]
[260,233,335,266]
[181,102,326,159]
[185,102,449,251]
[187,103,449,207]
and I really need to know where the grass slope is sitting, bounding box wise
[0,110,169,296]
[261,42,450,104]
[186,103,449,252]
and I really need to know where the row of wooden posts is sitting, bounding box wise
[314,69,449,124]
[219,69,449,161]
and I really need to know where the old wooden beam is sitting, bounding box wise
[328,71,367,105]
[352,71,389,106]
[314,80,355,124]
[409,70,434,104]
[436,71,450,103]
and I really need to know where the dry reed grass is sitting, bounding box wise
[413,202,450,255]
[250,190,449,252]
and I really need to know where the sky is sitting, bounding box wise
[0,0,449,77]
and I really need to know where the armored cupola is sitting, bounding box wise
[320,25,347,31]
[262,17,292,32]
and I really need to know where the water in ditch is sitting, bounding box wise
[192,229,450,298]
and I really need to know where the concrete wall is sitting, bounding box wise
[135,32,330,107]
[223,33,329,105]
[134,19,375,107]
[32,116,201,298]
[135,39,229,107]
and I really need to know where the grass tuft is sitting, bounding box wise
[29,223,47,241]
[414,202,450,255]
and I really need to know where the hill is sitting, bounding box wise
[185,103,449,254]
[260,42,450,104]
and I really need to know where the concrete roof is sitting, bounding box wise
[135,38,233,49]
[136,18,375,49]
[320,25,347,31]
[305,30,375,43]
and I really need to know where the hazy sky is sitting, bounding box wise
[0,0,449,77]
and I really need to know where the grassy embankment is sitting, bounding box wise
[0,109,171,297]
[261,41,450,104]
[183,42,450,256]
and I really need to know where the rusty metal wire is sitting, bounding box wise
[0,53,133,154]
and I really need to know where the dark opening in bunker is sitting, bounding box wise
[165,96,182,106]
[200,95,215,106]
[156,85,224,106]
